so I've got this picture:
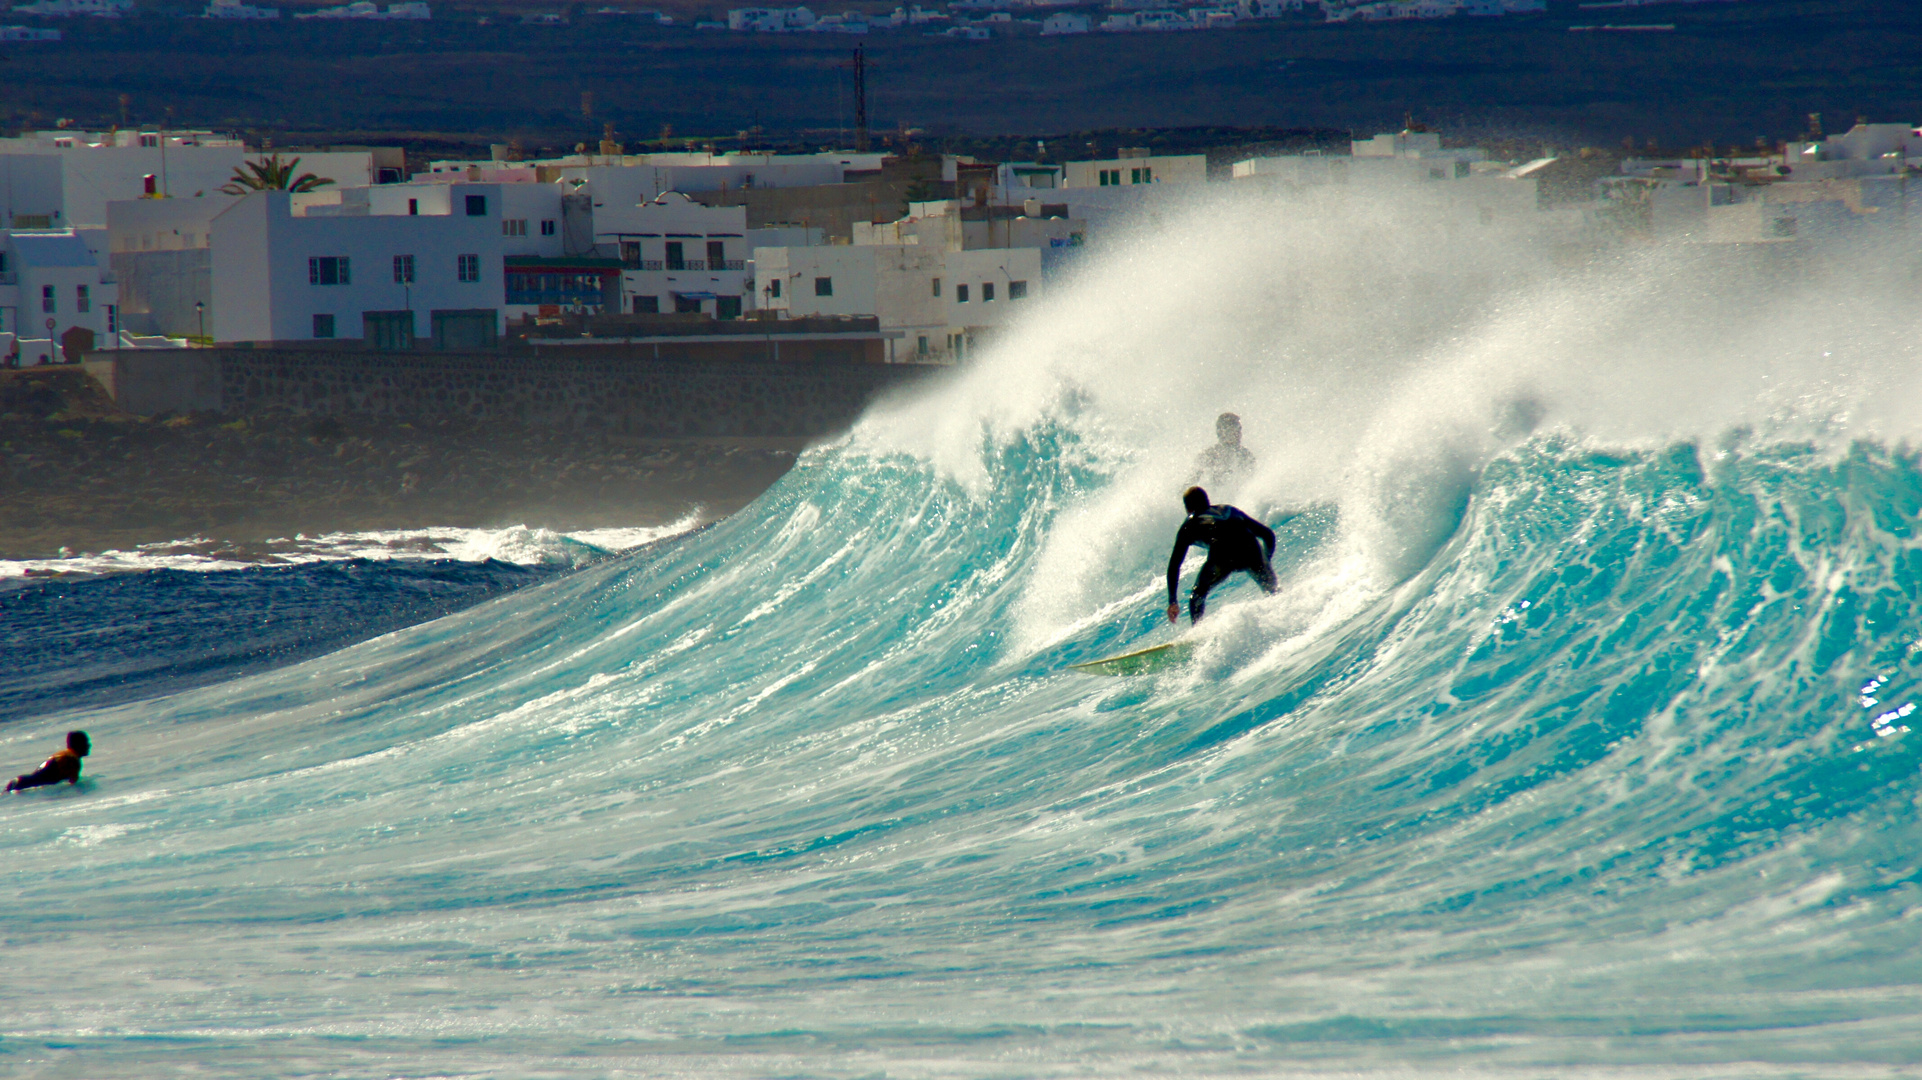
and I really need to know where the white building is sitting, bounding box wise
[1062,152,1207,188]
[1039,10,1086,31]
[755,243,1039,361]
[592,192,756,318]
[725,5,813,29]
[207,182,575,346]
[0,229,118,365]
[0,131,392,228]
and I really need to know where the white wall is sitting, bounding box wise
[0,143,380,227]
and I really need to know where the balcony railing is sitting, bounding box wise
[715,259,745,271]
[637,259,663,271]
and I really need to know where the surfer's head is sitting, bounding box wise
[1183,487,1210,514]
[67,731,89,757]
[1215,412,1242,446]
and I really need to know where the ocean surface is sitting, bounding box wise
[4,188,1922,1077]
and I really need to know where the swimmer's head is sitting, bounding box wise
[1183,486,1211,514]
[1216,412,1242,445]
[67,731,89,757]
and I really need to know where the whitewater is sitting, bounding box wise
[5,184,1922,1078]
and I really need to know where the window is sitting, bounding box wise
[309,256,351,285]
[465,194,488,216]
[540,219,556,236]
[665,241,685,270]
[393,254,415,284]
[139,134,158,148]
[407,198,419,216]
[931,277,941,297]
[982,282,995,302]
[717,296,742,320]
[917,334,929,357]
[105,304,117,334]
[75,284,90,312]
[707,240,726,268]
[634,295,659,313]
[674,295,704,314]
[768,278,782,299]
[41,285,55,313]
[620,241,641,268]
[1008,279,1028,300]
[0,252,7,273]
[457,254,480,282]
[956,283,969,303]
[1098,169,1119,187]
[313,313,335,338]
[503,218,528,237]
[814,276,832,297]
[1130,167,1152,184]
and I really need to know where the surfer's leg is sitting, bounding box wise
[7,768,56,792]
[1249,560,1278,594]
[1190,559,1233,622]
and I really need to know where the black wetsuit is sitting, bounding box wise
[1168,504,1278,622]
[7,749,82,792]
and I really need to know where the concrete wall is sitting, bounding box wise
[91,347,931,437]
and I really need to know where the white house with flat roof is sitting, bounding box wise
[0,228,118,365]
[592,192,757,318]
[207,183,577,346]
[1062,152,1208,188]
[755,242,1039,361]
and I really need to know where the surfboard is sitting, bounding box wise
[1068,641,1194,676]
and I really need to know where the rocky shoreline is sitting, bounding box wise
[0,369,803,561]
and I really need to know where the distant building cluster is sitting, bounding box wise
[7,0,130,17]
[294,1,429,19]
[1,116,1911,368]
[715,0,1568,35]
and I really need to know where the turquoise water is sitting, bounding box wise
[6,195,1922,1076]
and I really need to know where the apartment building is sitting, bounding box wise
[207,183,575,346]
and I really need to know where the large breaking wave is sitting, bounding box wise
[6,185,1922,1076]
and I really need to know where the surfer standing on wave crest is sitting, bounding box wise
[6,731,89,792]
[1189,412,1257,493]
[1167,487,1277,624]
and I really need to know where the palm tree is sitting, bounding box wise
[219,154,335,195]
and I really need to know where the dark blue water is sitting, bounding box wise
[0,559,568,720]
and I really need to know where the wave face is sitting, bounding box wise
[6,188,1922,1076]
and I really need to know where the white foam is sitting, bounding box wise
[0,514,702,582]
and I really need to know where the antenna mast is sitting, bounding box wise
[851,45,869,153]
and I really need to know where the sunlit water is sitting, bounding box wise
[5,186,1922,1077]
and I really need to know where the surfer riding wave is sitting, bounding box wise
[1167,486,1277,623]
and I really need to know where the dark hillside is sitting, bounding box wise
[0,0,1916,148]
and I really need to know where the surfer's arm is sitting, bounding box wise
[1251,518,1276,561]
[1167,525,1195,607]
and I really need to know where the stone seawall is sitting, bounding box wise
[93,348,940,438]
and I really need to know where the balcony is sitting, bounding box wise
[637,259,663,271]
[715,259,745,271]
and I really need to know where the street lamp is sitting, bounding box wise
[195,301,205,342]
